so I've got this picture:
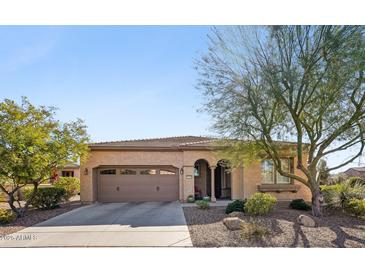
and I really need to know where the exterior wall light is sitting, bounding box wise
[84,168,89,175]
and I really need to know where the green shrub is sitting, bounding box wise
[330,173,348,185]
[347,177,365,187]
[245,193,277,216]
[187,195,195,203]
[22,186,40,201]
[344,198,365,218]
[54,177,80,200]
[320,184,341,206]
[225,199,246,214]
[24,187,66,210]
[0,191,6,202]
[321,181,365,208]
[0,208,16,224]
[289,199,311,211]
[17,184,36,201]
[241,222,269,240]
[196,200,210,210]
[19,184,53,201]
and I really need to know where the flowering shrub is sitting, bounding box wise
[245,193,277,216]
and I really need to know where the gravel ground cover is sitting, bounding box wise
[183,206,365,247]
[0,201,84,236]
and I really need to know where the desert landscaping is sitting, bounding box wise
[183,204,365,248]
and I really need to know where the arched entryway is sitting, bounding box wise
[193,159,232,200]
[214,160,232,199]
[194,159,211,199]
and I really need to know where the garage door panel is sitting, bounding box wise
[98,167,179,202]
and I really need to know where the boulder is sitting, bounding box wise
[228,212,245,218]
[223,217,245,231]
[297,214,316,227]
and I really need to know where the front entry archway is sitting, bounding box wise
[214,160,232,199]
[193,159,231,200]
[193,159,211,199]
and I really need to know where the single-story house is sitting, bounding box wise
[80,136,311,203]
[49,164,81,184]
[57,163,80,179]
[344,167,365,180]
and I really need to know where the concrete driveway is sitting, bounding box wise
[0,202,192,247]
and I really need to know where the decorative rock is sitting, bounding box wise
[223,217,245,231]
[228,212,245,218]
[297,214,316,227]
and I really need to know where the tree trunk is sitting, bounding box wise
[311,187,323,217]
[18,184,39,217]
[7,193,22,218]
[5,184,38,218]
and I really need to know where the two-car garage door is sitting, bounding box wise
[97,166,179,202]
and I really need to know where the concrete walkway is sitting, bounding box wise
[0,202,192,247]
[181,199,232,207]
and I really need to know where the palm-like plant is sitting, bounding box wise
[322,179,365,208]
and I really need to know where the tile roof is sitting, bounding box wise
[63,163,80,168]
[89,136,217,148]
[89,136,302,150]
[346,167,365,172]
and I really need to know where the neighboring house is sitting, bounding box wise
[80,136,311,203]
[344,167,365,180]
[57,163,80,179]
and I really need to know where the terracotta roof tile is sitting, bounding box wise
[89,136,216,148]
[89,136,302,149]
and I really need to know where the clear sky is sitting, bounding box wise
[0,26,362,172]
[0,26,212,142]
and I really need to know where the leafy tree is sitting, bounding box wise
[0,97,89,217]
[317,159,330,185]
[197,26,365,217]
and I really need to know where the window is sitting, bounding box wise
[61,171,74,177]
[100,169,116,175]
[277,158,291,184]
[261,160,274,184]
[120,169,137,175]
[140,169,157,175]
[160,169,176,175]
[261,158,292,184]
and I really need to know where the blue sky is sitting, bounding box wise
[0,26,212,142]
[0,26,362,172]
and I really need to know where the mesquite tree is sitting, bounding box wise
[197,26,365,217]
[0,97,89,217]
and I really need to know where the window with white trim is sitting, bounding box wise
[261,158,292,184]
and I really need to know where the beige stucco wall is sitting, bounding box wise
[231,166,244,200]
[80,148,312,203]
[242,157,312,202]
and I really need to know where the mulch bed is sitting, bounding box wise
[0,201,84,236]
[183,206,365,247]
